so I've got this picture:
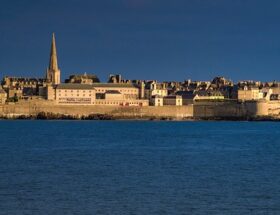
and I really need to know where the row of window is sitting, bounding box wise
[58,90,92,93]
[58,98,92,104]
[58,94,92,97]
[58,101,91,104]
[58,89,138,93]
[59,98,91,101]
[96,89,138,93]
[95,102,144,106]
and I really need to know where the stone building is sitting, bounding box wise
[55,84,96,105]
[238,86,263,101]
[96,89,148,106]
[92,83,140,100]
[150,95,163,106]
[0,88,7,104]
[145,81,168,99]
[92,83,148,106]
[150,95,183,106]
[7,87,23,99]
[46,85,55,101]
[49,83,149,106]
[2,77,46,98]
[104,90,123,99]
[163,95,183,106]
[176,91,196,105]
[65,73,100,84]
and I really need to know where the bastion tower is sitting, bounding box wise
[46,33,61,85]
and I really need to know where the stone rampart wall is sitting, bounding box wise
[193,100,270,117]
[0,100,193,119]
[1,100,279,119]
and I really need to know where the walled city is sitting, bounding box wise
[1,34,280,120]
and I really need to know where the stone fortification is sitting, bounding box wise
[193,100,269,118]
[0,100,279,120]
[0,100,193,119]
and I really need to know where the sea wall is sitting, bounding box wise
[193,101,243,118]
[193,100,270,118]
[267,101,280,115]
[0,100,193,119]
[0,99,279,119]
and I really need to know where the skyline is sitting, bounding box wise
[1,0,280,82]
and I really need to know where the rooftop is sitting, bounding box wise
[92,83,139,88]
[56,84,95,90]
[105,90,121,94]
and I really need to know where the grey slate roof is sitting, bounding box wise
[105,90,121,94]
[92,83,139,88]
[56,84,95,90]
[164,95,182,99]
[56,83,139,90]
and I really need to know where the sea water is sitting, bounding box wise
[0,121,280,214]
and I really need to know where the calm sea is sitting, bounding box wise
[0,121,280,214]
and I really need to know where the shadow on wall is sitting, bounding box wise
[193,101,269,118]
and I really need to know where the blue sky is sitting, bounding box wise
[1,0,280,82]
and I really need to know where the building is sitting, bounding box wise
[51,83,149,106]
[238,86,263,101]
[1,77,46,98]
[96,89,148,106]
[46,85,56,100]
[176,91,196,105]
[163,95,182,106]
[93,83,140,100]
[150,95,163,106]
[46,33,61,85]
[145,81,168,99]
[65,73,100,84]
[92,83,148,106]
[0,88,7,104]
[7,87,23,99]
[55,84,96,105]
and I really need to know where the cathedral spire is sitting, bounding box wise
[49,33,58,70]
[46,33,61,85]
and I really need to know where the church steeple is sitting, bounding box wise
[46,33,61,85]
[49,33,58,70]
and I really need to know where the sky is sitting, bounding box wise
[1,0,280,82]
